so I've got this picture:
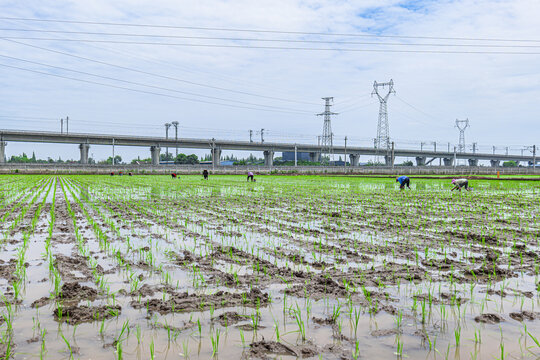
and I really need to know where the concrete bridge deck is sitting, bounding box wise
[0,129,536,167]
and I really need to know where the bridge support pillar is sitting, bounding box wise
[490,160,500,167]
[415,156,426,166]
[468,159,478,167]
[349,153,360,167]
[264,150,274,167]
[79,143,90,164]
[443,158,454,166]
[384,155,394,166]
[150,146,161,166]
[212,147,221,167]
[309,152,321,163]
[0,141,5,163]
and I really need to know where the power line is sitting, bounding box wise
[1,38,320,106]
[2,28,540,48]
[394,95,439,120]
[0,62,313,114]
[2,17,540,43]
[4,37,540,54]
[0,53,312,113]
[0,19,317,104]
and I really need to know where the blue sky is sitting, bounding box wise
[0,0,538,162]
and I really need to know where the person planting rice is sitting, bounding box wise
[171,173,177,179]
[451,178,471,191]
[202,169,209,180]
[396,175,411,190]
[247,171,255,182]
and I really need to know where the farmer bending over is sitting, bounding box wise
[451,178,471,191]
[171,173,177,179]
[396,175,411,190]
[247,171,255,182]
[202,169,209,180]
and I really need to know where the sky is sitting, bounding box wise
[0,0,539,162]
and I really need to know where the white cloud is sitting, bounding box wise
[0,0,538,161]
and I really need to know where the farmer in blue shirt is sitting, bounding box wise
[396,176,411,190]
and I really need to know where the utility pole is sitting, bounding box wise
[455,119,469,153]
[317,97,337,165]
[493,146,495,155]
[534,145,536,170]
[211,139,215,171]
[249,130,253,143]
[294,144,297,167]
[66,116,69,134]
[506,147,509,156]
[172,121,179,158]
[391,141,395,169]
[472,142,477,154]
[453,146,457,169]
[372,80,395,152]
[112,138,115,165]
[344,136,347,170]
[260,129,265,143]
[60,118,63,134]
[164,123,171,161]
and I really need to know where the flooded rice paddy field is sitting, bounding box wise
[0,174,539,359]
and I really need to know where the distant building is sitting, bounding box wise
[282,151,311,161]
[329,160,349,166]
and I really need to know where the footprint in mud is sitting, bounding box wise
[212,311,254,326]
[31,282,99,308]
[53,305,121,325]
[371,329,402,337]
[474,313,504,324]
[244,340,319,359]
[509,311,540,322]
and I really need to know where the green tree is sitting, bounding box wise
[503,161,517,167]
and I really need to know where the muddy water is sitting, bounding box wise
[1,175,539,359]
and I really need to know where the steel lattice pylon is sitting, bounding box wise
[317,97,337,163]
[372,80,395,152]
[455,118,470,153]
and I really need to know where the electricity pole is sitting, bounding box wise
[165,123,171,161]
[249,130,253,143]
[172,121,179,159]
[455,118,469,153]
[344,136,347,170]
[60,118,63,134]
[260,129,265,143]
[317,97,337,164]
[534,145,537,170]
[372,80,395,153]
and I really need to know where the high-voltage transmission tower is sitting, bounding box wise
[372,80,395,152]
[317,97,338,163]
[455,118,470,153]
